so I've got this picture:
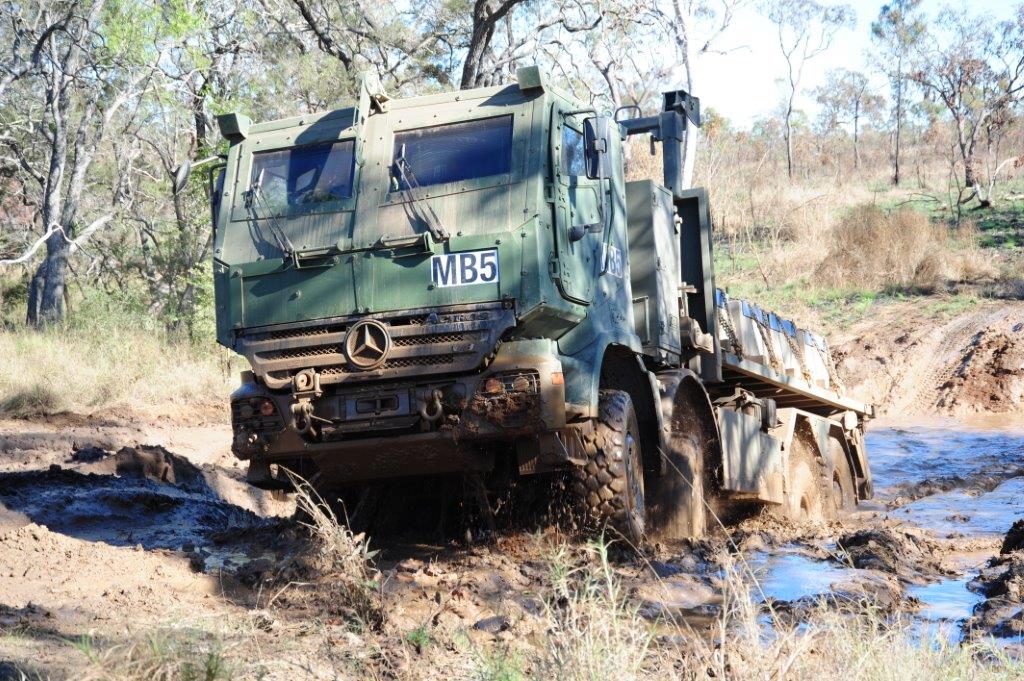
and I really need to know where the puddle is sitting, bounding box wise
[910,574,983,623]
[870,425,1024,631]
[891,477,1024,538]
[741,424,1024,633]
[868,425,1024,504]
[747,552,859,603]
[0,466,277,572]
[868,425,1024,540]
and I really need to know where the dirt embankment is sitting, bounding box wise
[832,301,1024,419]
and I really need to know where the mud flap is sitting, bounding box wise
[716,407,784,504]
[646,369,720,540]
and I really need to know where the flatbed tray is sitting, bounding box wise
[719,351,873,418]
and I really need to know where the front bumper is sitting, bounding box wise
[231,338,568,483]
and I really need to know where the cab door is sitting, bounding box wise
[550,109,600,305]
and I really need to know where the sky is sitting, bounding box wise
[690,0,1022,127]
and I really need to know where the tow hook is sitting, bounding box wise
[291,399,316,435]
[291,369,322,435]
[418,389,444,430]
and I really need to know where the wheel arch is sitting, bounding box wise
[656,368,724,492]
[785,411,867,502]
[598,344,662,479]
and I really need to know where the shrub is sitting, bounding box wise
[815,205,995,292]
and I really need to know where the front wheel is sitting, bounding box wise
[570,390,646,544]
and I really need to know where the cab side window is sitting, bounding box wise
[561,125,586,176]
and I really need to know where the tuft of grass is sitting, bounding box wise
[406,625,432,650]
[478,539,654,681]
[816,205,995,292]
[474,541,1024,681]
[289,473,384,628]
[75,631,232,681]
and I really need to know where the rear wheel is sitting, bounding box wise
[782,435,825,522]
[570,390,646,544]
[828,439,857,517]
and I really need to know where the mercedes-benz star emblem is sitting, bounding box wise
[343,319,391,370]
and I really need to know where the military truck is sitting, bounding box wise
[195,66,872,542]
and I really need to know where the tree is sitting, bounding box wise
[871,0,925,186]
[0,0,160,326]
[813,68,884,169]
[766,0,854,180]
[912,5,1024,207]
[460,0,534,88]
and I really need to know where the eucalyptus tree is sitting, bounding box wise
[0,0,164,326]
[912,5,1024,207]
[650,0,751,188]
[813,68,884,169]
[871,0,925,186]
[765,0,854,180]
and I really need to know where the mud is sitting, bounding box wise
[832,301,1024,418]
[1,418,1022,676]
[1,304,1024,676]
[963,522,1024,642]
[835,527,951,584]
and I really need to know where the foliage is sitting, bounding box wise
[0,0,1021,335]
[75,631,233,681]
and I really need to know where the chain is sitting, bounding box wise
[755,320,781,372]
[718,306,744,359]
[784,331,812,382]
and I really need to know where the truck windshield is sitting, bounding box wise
[250,139,355,214]
[392,115,513,190]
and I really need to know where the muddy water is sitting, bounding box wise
[759,420,1024,635]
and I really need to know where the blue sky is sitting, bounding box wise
[692,0,1022,127]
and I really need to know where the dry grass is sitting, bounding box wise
[0,323,238,419]
[816,205,995,292]
[474,542,1022,681]
[526,541,654,680]
[288,474,384,628]
[75,632,232,681]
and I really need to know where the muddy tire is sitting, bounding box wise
[828,439,857,517]
[782,435,825,522]
[570,390,646,544]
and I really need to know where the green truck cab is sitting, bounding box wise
[209,67,872,542]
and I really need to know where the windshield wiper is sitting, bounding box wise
[392,144,449,242]
[245,169,296,257]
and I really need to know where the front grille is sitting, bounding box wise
[265,326,332,342]
[263,345,340,360]
[236,303,515,389]
[393,332,465,347]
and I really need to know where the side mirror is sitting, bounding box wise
[172,155,225,195]
[584,116,615,180]
[172,161,191,194]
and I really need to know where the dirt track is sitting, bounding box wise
[0,300,1022,678]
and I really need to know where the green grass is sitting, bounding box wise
[975,196,1024,250]
[405,625,432,650]
[716,275,887,329]
[920,292,984,318]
